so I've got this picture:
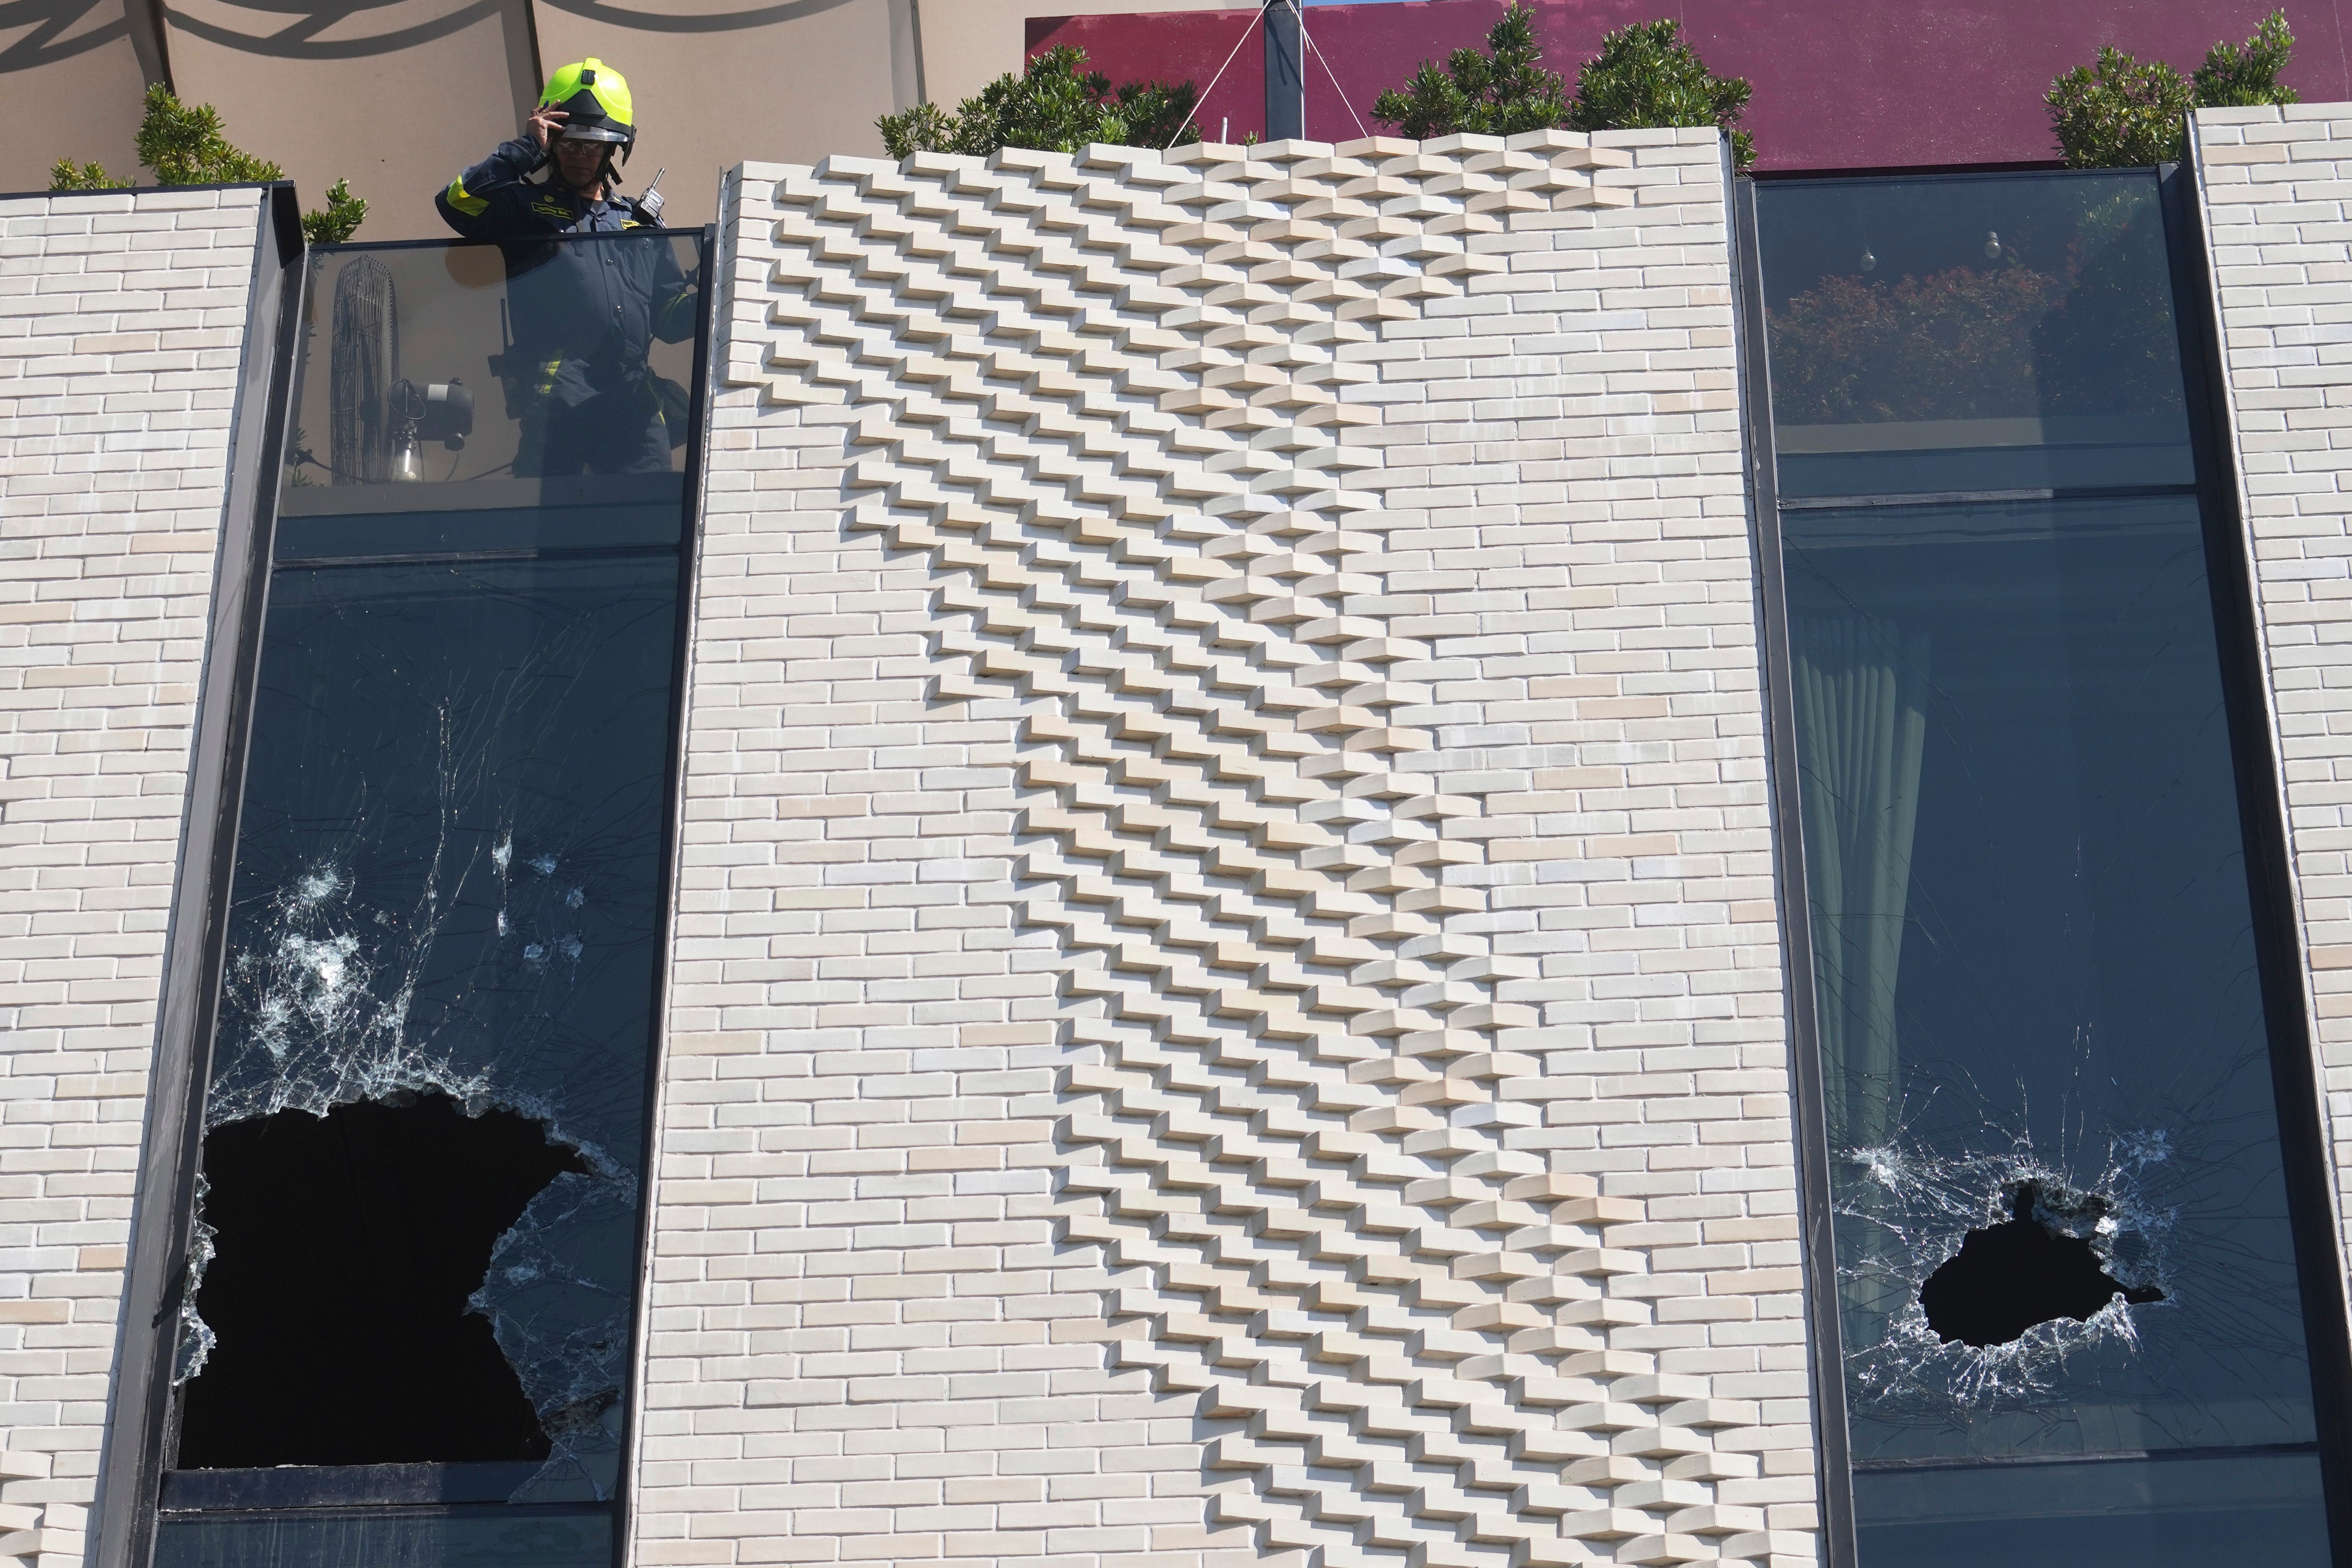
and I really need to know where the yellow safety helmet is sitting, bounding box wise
[539,59,636,158]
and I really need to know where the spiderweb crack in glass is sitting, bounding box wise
[209,828,625,1170]
[1837,1126,2176,1411]
[191,552,679,1501]
[194,826,637,1497]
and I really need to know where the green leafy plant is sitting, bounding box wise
[1370,2,1568,139]
[47,84,367,243]
[2192,9,2298,107]
[878,45,1198,158]
[1370,8,1755,166]
[301,178,369,246]
[1567,18,1755,169]
[2048,11,2298,167]
[46,159,118,191]
[134,83,283,184]
[2045,47,2196,165]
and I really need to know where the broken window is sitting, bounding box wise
[151,232,701,1568]
[179,1096,588,1468]
[1756,172,2339,1564]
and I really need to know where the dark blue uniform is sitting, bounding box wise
[436,137,697,477]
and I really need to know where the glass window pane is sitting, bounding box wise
[1757,173,2194,497]
[1783,495,2319,1485]
[1853,1453,2330,1568]
[154,1504,612,1568]
[279,233,702,516]
[178,553,681,1502]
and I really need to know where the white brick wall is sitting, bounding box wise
[0,186,267,1564]
[644,131,1815,1568]
[9,106,2350,1568]
[2194,104,2352,1272]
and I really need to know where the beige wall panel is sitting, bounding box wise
[526,0,895,231]
[645,130,1817,1568]
[914,0,1249,107]
[162,0,538,240]
[0,3,147,194]
[0,183,268,1566]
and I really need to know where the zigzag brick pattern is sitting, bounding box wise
[646,131,1816,1568]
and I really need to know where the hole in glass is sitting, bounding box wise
[1917,1181,2166,1349]
[176,1094,587,1468]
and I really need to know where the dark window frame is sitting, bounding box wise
[1728,163,2352,1568]
[95,221,720,1568]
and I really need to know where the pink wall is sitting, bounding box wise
[1028,0,2352,170]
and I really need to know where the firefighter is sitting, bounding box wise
[435,59,697,477]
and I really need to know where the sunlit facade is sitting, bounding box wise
[0,94,2347,1568]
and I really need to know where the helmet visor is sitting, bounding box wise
[558,124,631,144]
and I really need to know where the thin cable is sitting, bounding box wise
[1297,6,1369,141]
[1169,5,1265,149]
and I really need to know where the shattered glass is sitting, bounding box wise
[1784,494,2333,1557]
[181,552,682,1502]
[468,1172,640,1500]
[172,1174,216,1383]
[1782,495,2327,1553]
[1763,168,2335,1566]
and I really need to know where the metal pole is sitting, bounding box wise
[1263,0,1303,142]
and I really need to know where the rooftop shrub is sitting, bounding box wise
[1371,6,1756,168]
[48,85,368,244]
[2048,11,2297,167]
[878,45,1199,158]
[1566,18,1755,169]
[1370,2,1569,138]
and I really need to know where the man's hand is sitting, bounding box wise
[527,104,568,151]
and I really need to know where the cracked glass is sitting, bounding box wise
[181,555,678,1487]
[158,230,698,1568]
[1759,173,2336,1566]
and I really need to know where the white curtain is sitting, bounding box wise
[1793,616,1930,1157]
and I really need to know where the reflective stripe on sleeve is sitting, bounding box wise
[444,176,491,217]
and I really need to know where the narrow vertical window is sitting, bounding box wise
[1749,171,2339,1563]
[148,231,704,1568]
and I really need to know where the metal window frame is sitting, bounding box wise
[1729,162,2352,1568]
[1727,170,1858,1568]
[610,218,722,1568]
[94,219,721,1568]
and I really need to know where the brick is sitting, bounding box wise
[647,133,1814,1568]
[0,186,263,1543]
[2196,105,2352,1272]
